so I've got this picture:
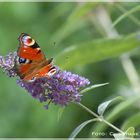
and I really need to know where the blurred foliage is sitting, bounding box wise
[0,2,140,138]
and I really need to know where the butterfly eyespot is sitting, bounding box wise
[47,68,56,77]
[17,57,30,64]
[22,35,35,46]
[16,33,56,82]
[29,77,37,82]
[18,57,26,64]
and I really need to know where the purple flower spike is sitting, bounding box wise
[0,52,17,77]
[0,52,90,108]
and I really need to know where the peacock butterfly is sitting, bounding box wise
[14,33,56,82]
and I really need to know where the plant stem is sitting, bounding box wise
[77,102,99,118]
[103,119,124,134]
[77,102,125,134]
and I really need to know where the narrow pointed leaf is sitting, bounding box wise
[125,127,135,138]
[113,5,140,27]
[55,32,140,69]
[98,96,123,116]
[50,3,97,45]
[80,83,109,94]
[69,118,99,140]
[90,97,140,136]
[121,112,140,132]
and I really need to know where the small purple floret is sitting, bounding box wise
[0,52,90,108]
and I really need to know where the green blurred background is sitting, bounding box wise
[0,2,140,138]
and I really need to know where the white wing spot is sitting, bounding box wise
[36,48,40,51]
[47,69,56,77]
[23,46,28,48]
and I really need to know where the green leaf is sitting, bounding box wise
[50,3,97,45]
[97,96,123,116]
[55,32,140,69]
[68,3,98,22]
[116,4,140,27]
[109,127,135,140]
[69,118,99,140]
[90,96,140,137]
[125,127,135,138]
[113,5,140,27]
[121,112,140,132]
[80,83,109,94]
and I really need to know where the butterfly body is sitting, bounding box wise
[14,33,56,82]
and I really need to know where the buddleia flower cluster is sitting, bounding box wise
[0,52,90,109]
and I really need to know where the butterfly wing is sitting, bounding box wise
[23,63,56,82]
[14,33,55,81]
[17,33,46,61]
